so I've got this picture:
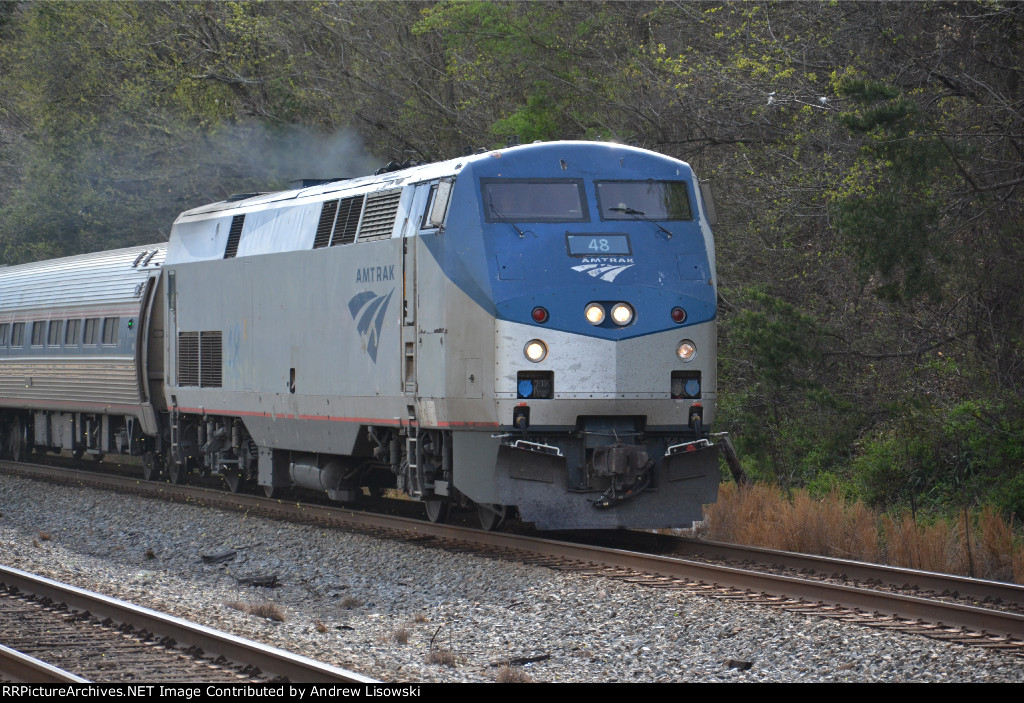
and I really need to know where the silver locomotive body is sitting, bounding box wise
[0,141,719,530]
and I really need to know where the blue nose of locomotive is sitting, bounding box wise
[432,141,717,340]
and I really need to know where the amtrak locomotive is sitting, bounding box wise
[0,141,719,530]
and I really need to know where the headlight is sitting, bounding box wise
[610,303,634,326]
[524,339,548,363]
[584,303,605,325]
[676,340,697,362]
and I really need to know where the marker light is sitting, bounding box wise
[524,339,548,363]
[671,307,687,324]
[532,306,549,323]
[676,340,697,362]
[611,303,634,326]
[585,303,605,325]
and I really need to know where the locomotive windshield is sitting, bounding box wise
[596,180,693,221]
[481,179,588,222]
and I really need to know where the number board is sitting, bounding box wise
[565,234,632,257]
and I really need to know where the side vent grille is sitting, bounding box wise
[313,200,339,249]
[331,195,364,246]
[178,331,223,388]
[356,190,401,241]
[223,214,245,259]
[178,332,199,387]
[200,331,223,388]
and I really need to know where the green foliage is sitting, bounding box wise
[804,470,860,502]
[490,82,562,143]
[993,473,1024,525]
[831,78,953,301]
[852,426,937,511]
[728,288,822,388]
[850,390,1024,522]
[414,1,650,147]
[718,287,861,488]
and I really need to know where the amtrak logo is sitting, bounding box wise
[348,289,394,362]
[572,258,635,282]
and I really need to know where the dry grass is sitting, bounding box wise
[411,612,429,624]
[705,482,1024,584]
[880,514,963,574]
[225,600,286,622]
[38,531,51,541]
[427,648,459,667]
[1015,545,1024,585]
[496,665,532,683]
[978,505,1016,582]
[706,484,879,561]
[315,620,329,633]
[249,602,286,621]
[392,627,410,644]
[340,596,361,609]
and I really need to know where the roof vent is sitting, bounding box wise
[225,192,264,202]
[290,177,352,189]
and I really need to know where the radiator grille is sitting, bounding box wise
[313,200,339,249]
[177,331,222,388]
[356,191,401,241]
[331,195,364,246]
[177,332,199,387]
[200,331,223,388]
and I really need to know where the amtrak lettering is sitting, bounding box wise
[355,265,395,283]
[571,257,636,283]
[347,288,394,362]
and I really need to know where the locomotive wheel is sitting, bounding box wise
[424,498,450,524]
[224,469,244,494]
[264,485,282,499]
[477,503,506,531]
[143,452,164,481]
[168,460,188,485]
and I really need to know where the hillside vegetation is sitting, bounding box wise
[1,1,1021,525]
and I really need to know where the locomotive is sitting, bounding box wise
[0,141,720,530]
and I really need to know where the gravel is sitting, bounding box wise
[1,473,1021,683]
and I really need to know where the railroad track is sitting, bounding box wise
[4,459,1024,659]
[0,563,376,683]
[573,531,1024,613]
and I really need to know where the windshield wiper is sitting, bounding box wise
[609,207,673,240]
[488,202,529,238]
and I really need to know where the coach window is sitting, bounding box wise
[102,317,119,345]
[0,322,7,347]
[48,320,63,347]
[31,321,45,346]
[83,318,99,345]
[65,319,81,346]
[11,322,24,347]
